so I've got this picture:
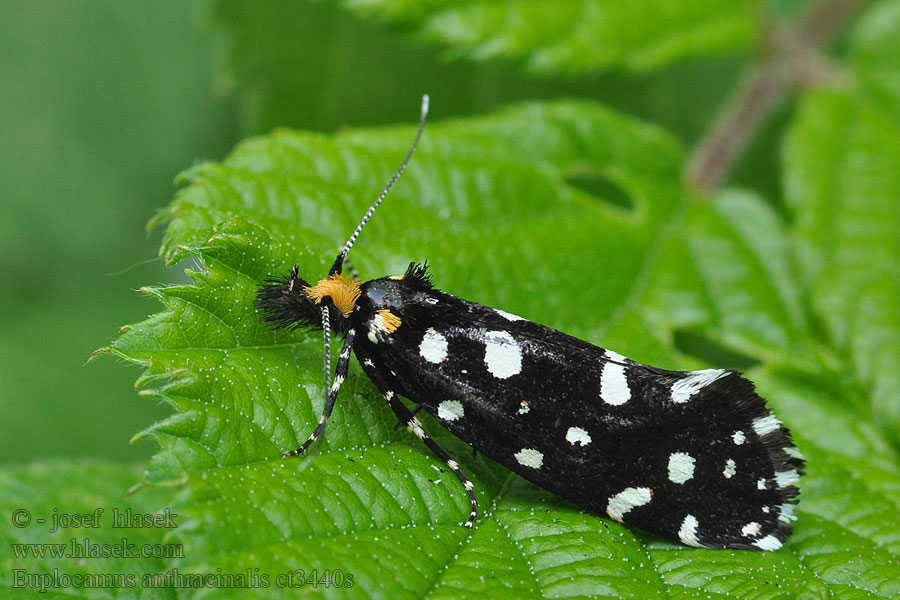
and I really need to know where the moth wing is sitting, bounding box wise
[367,294,802,549]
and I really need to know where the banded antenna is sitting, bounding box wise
[315,95,431,434]
[329,94,430,276]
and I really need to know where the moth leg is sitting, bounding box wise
[393,405,423,430]
[391,391,479,528]
[284,328,357,457]
[358,355,478,528]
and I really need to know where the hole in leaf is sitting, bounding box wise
[673,330,760,372]
[565,172,634,211]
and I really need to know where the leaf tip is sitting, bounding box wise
[88,346,108,363]
[124,481,145,497]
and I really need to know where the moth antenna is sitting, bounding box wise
[329,94,430,275]
[315,97,428,443]
[320,306,332,394]
[343,258,361,282]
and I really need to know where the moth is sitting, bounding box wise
[257,96,803,550]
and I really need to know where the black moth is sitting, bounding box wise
[257,96,803,550]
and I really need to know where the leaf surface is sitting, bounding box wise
[336,0,761,73]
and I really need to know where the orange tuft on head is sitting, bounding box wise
[303,274,362,318]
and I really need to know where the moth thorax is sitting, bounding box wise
[303,274,361,317]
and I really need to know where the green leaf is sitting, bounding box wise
[335,0,761,73]
[851,0,900,122]
[784,0,900,437]
[98,96,900,597]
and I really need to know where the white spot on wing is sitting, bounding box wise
[517,401,530,415]
[784,446,804,460]
[774,469,800,488]
[741,522,761,537]
[678,514,704,547]
[752,414,781,436]
[671,369,728,403]
[565,426,592,446]
[367,330,378,344]
[514,448,543,469]
[667,452,696,484]
[437,400,465,422]
[777,503,797,523]
[732,430,746,445]
[419,328,448,363]
[495,308,524,321]
[605,349,628,362]
[723,458,737,479]
[757,478,768,490]
[753,535,783,551]
[483,330,522,378]
[606,487,652,522]
[600,352,630,405]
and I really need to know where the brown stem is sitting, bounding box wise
[795,0,869,46]
[685,0,868,195]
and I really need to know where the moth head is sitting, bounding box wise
[256,264,357,331]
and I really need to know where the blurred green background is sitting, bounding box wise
[1,0,784,465]
[0,1,234,463]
